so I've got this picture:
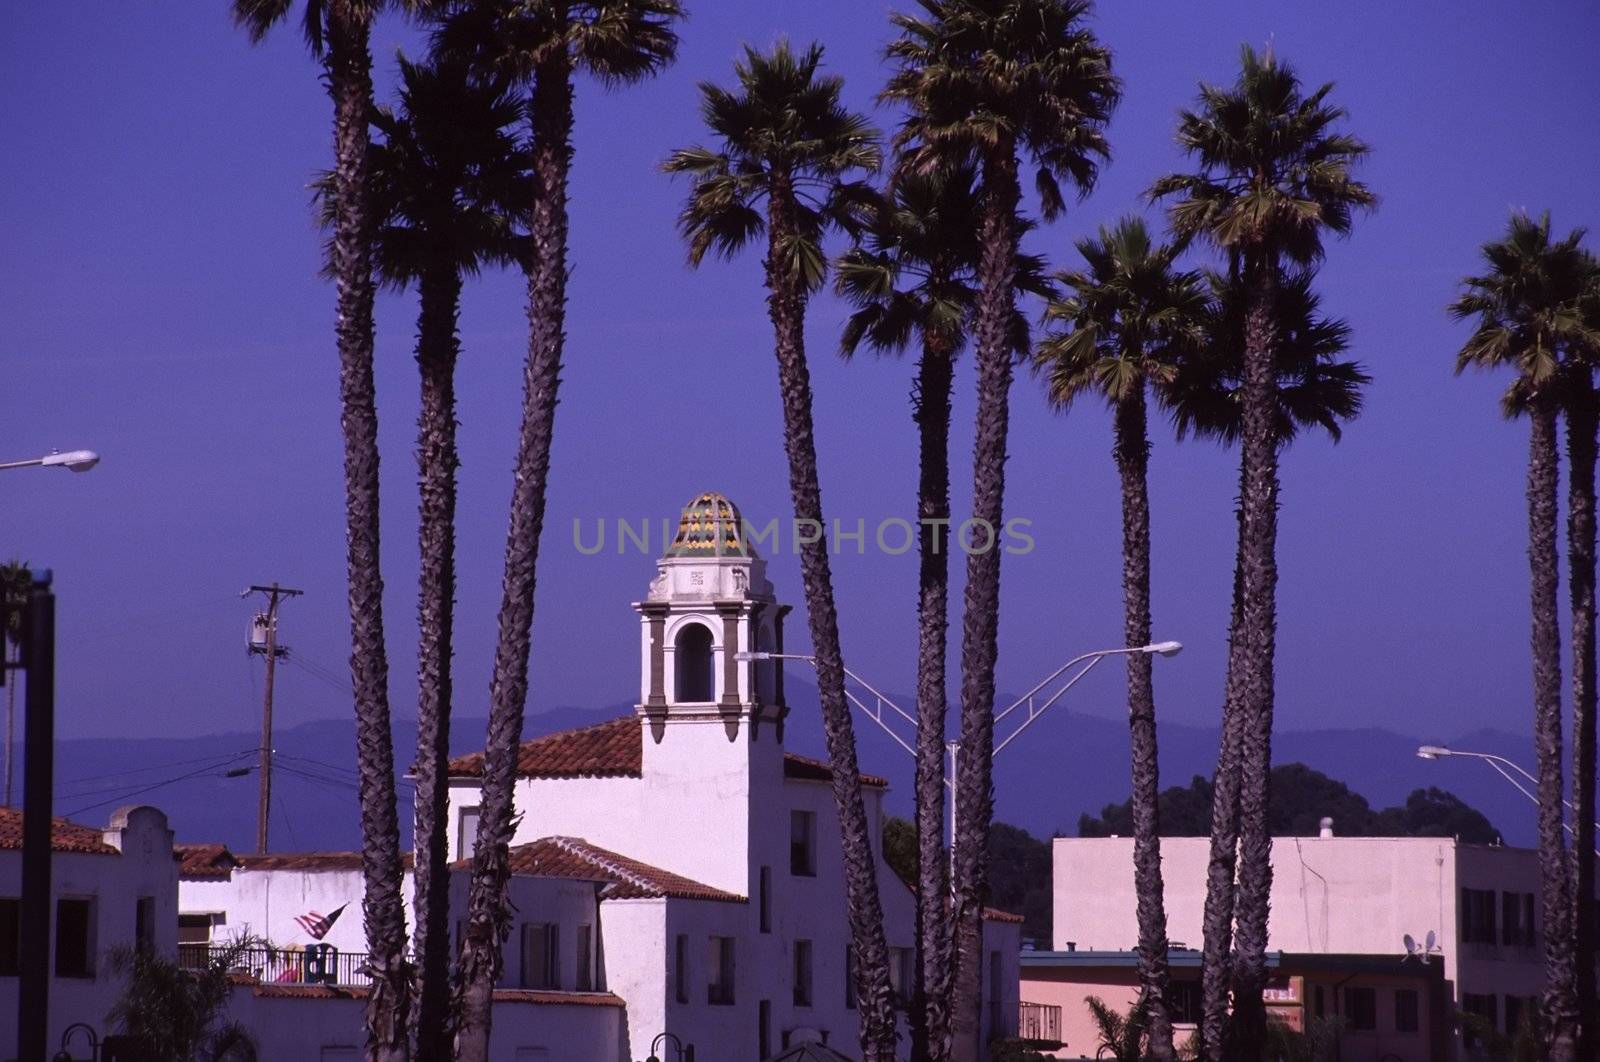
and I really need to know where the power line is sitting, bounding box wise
[57,748,255,787]
[56,751,254,799]
[64,760,253,819]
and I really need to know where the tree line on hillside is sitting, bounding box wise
[212,0,1598,1059]
[1078,764,1501,845]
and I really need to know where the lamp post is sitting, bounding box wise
[4,449,93,1061]
[0,450,100,473]
[639,1031,694,1062]
[738,642,1183,845]
[1417,744,1600,854]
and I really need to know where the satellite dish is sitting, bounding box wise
[1425,930,1437,952]
[1401,934,1418,963]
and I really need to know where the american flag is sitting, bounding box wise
[294,902,347,940]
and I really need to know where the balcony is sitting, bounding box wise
[1019,1000,1062,1043]
[178,943,373,987]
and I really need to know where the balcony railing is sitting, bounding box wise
[1019,1000,1062,1043]
[178,943,372,987]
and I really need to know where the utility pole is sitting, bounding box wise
[245,583,301,854]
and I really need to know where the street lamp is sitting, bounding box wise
[0,449,100,473]
[738,641,1183,844]
[1417,743,1600,852]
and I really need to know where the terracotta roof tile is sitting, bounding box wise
[447,715,888,788]
[983,907,1026,924]
[0,807,116,855]
[451,836,745,904]
[242,979,623,1007]
[175,842,237,880]
[230,851,415,872]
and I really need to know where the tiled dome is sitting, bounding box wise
[667,491,751,557]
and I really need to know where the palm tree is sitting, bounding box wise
[664,41,898,1060]
[107,936,262,1061]
[1033,216,1206,1061]
[231,3,414,1056]
[1166,265,1368,1061]
[1083,995,1151,1062]
[1150,45,1372,1060]
[884,6,1119,1055]
[1451,211,1600,1062]
[361,51,529,1058]
[834,165,1048,1059]
[430,4,681,1056]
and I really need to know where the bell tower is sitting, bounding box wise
[630,492,790,894]
[634,491,789,735]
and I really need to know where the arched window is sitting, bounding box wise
[674,623,715,702]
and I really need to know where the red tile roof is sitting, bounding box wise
[175,842,237,880]
[0,807,116,855]
[452,836,745,904]
[984,907,1026,924]
[230,851,414,872]
[446,715,887,788]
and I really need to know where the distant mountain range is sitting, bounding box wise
[41,679,1544,853]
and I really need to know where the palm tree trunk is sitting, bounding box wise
[453,50,573,1062]
[1197,555,1243,1062]
[411,265,462,1062]
[1567,376,1598,1061]
[324,9,411,1060]
[911,331,956,1062]
[948,144,1020,1062]
[766,175,898,1062]
[1115,385,1174,1061]
[1531,399,1580,1061]
[1223,257,1282,1062]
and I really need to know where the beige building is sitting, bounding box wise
[1043,834,1557,1058]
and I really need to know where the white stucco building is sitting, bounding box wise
[0,804,179,1055]
[176,492,1023,1060]
[1042,833,1563,1058]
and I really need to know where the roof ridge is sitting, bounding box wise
[547,836,663,898]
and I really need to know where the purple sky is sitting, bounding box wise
[4,3,1598,768]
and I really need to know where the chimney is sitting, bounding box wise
[1319,816,1334,838]
[1066,941,1077,952]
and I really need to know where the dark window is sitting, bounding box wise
[674,624,715,702]
[1344,985,1377,1032]
[457,806,480,862]
[707,936,735,1005]
[177,913,213,945]
[674,933,689,1005]
[790,810,816,876]
[1395,988,1419,1033]
[759,866,772,933]
[844,946,857,1010]
[1461,887,1497,944]
[1313,984,1326,1020]
[1462,993,1498,1048]
[519,923,558,989]
[1167,980,1202,1025]
[0,899,17,976]
[55,898,93,978]
[794,939,813,1007]
[1504,994,1524,1037]
[759,999,771,1059]
[136,897,155,953]
[1502,891,1537,946]
[575,924,593,991]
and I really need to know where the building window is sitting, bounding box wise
[1461,887,1497,944]
[760,866,772,933]
[1167,980,1201,1025]
[178,913,214,946]
[674,623,715,702]
[0,899,17,976]
[794,939,814,1007]
[844,945,857,1010]
[674,934,689,1005]
[519,923,559,990]
[888,946,913,1008]
[1505,995,1533,1037]
[1312,984,1326,1020]
[1502,891,1536,947]
[1462,993,1498,1048]
[707,936,735,1005]
[575,924,593,991]
[790,810,816,876]
[55,898,93,978]
[1343,985,1376,1032]
[1394,988,1419,1033]
[457,805,480,862]
[136,897,156,953]
[759,999,772,1059]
